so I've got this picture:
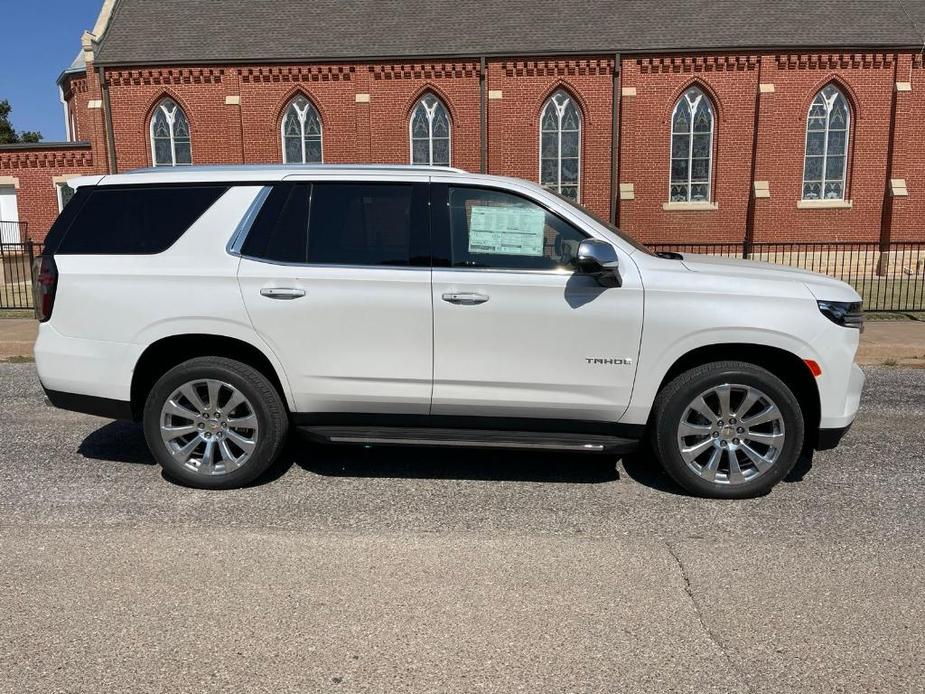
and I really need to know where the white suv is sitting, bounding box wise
[33,165,864,498]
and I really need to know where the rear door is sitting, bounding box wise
[429,181,644,422]
[237,178,433,414]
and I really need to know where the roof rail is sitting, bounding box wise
[124,163,469,175]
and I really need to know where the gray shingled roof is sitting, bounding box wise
[94,0,925,66]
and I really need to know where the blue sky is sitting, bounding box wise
[0,1,102,141]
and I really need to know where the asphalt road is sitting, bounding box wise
[1,363,923,694]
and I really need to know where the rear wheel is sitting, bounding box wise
[651,361,804,499]
[143,357,288,488]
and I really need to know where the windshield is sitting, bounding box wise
[550,191,653,255]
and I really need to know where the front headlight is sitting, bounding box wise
[817,300,864,331]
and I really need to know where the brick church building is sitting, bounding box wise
[1,0,924,246]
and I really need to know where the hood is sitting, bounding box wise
[679,252,862,303]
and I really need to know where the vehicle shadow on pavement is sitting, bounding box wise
[78,420,155,466]
[76,421,813,490]
[287,438,620,484]
[76,422,620,486]
[621,449,815,496]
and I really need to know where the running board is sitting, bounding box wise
[298,426,639,453]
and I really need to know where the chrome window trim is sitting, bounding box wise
[235,255,433,271]
[226,185,272,256]
[435,267,575,277]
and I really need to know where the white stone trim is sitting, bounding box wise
[51,175,81,186]
[488,90,503,100]
[896,82,912,92]
[621,86,637,97]
[759,83,776,93]
[224,95,241,105]
[754,180,771,198]
[88,99,103,109]
[355,93,371,103]
[890,178,908,197]
[0,176,21,190]
[619,183,635,200]
[662,201,718,211]
[797,199,853,209]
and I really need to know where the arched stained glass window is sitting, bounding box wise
[539,90,581,201]
[282,95,323,164]
[150,98,191,167]
[803,85,850,200]
[669,87,714,202]
[410,94,450,166]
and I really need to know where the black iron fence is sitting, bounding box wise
[1,239,923,313]
[0,242,40,311]
[648,241,925,312]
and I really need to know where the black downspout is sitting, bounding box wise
[610,53,622,226]
[479,56,487,173]
[97,64,118,174]
[878,54,900,258]
[743,67,763,259]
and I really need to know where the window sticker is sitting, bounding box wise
[468,206,545,256]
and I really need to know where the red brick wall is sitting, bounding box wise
[751,52,897,243]
[237,65,358,164]
[105,67,237,170]
[887,53,924,242]
[487,58,615,220]
[370,62,480,170]
[16,50,925,245]
[0,146,96,243]
[617,54,760,244]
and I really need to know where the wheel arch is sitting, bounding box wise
[130,333,292,420]
[652,343,821,447]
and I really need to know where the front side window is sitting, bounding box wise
[539,90,581,201]
[444,186,587,271]
[670,87,714,202]
[241,182,429,267]
[150,98,192,167]
[410,94,450,166]
[803,85,850,200]
[282,95,323,164]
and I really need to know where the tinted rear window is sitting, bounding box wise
[239,183,309,264]
[53,185,228,255]
[308,183,418,266]
[240,182,428,267]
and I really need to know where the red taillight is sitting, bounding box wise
[32,255,58,323]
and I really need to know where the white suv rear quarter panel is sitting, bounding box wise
[35,186,294,406]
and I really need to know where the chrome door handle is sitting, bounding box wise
[260,287,305,300]
[442,292,489,305]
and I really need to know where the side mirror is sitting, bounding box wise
[576,239,622,287]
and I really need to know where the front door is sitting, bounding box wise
[429,183,644,422]
[237,179,433,414]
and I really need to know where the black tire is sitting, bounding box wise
[650,360,804,499]
[143,357,288,489]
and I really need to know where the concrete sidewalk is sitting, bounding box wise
[1,316,924,365]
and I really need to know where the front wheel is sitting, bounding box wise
[143,357,289,489]
[650,361,805,499]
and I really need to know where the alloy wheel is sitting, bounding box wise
[676,383,786,485]
[159,379,259,475]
